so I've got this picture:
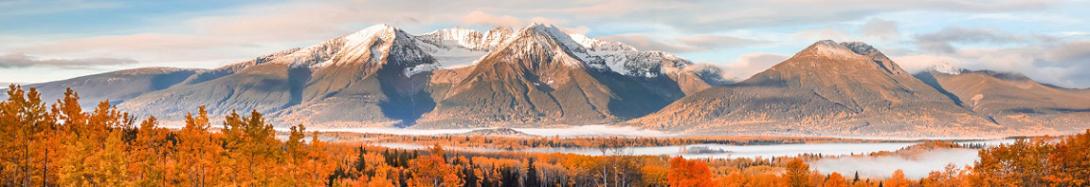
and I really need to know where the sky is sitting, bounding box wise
[2,0,1090,88]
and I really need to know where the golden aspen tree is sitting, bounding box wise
[93,130,129,186]
[1044,130,1090,186]
[786,158,811,187]
[667,156,715,187]
[176,106,221,186]
[823,172,849,187]
[885,170,910,187]
[409,145,462,187]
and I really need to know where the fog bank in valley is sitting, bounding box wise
[811,148,979,179]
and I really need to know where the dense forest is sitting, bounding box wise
[1,85,1088,186]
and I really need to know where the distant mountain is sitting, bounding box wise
[916,69,1090,133]
[633,40,1000,137]
[2,67,198,107]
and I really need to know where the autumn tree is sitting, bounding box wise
[822,172,849,187]
[409,145,462,187]
[972,138,1050,186]
[0,86,54,185]
[667,156,715,187]
[921,164,968,187]
[785,158,811,187]
[526,158,541,187]
[1043,129,1090,186]
[130,116,172,186]
[221,110,281,185]
[884,170,910,187]
[176,106,223,186]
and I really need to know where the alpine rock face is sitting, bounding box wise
[633,40,999,137]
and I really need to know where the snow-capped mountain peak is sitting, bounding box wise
[423,27,482,49]
[802,40,868,58]
[926,63,963,75]
[344,24,401,46]
[419,26,515,51]
[570,34,638,52]
[475,23,595,68]
[801,40,891,60]
[414,24,706,79]
[513,23,589,53]
[841,42,879,55]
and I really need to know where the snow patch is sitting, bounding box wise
[930,63,962,74]
[809,40,864,58]
[423,28,482,49]
[403,63,438,77]
[345,24,397,47]
[569,34,600,49]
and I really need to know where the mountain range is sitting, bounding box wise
[5,24,1088,137]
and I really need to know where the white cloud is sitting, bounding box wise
[894,39,1090,88]
[891,54,962,74]
[913,27,1035,53]
[861,19,901,40]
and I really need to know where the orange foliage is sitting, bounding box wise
[667,156,715,187]
[822,172,849,187]
[2,86,1090,186]
[408,145,462,187]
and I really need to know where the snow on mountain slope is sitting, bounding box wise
[414,27,517,68]
[417,25,709,80]
[417,23,690,127]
